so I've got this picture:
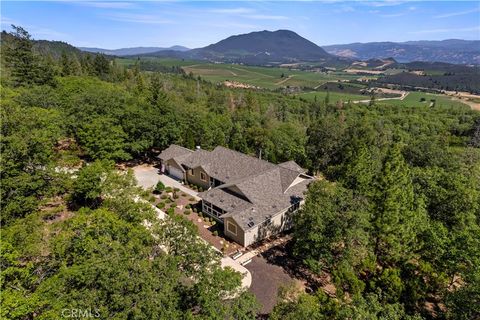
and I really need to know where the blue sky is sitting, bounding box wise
[1,1,479,49]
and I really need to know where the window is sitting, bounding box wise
[200,172,207,181]
[227,221,237,235]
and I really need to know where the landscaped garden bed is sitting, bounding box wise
[147,181,241,255]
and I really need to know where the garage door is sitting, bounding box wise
[168,166,184,181]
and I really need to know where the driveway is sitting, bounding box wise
[132,164,200,200]
[132,165,162,189]
[245,256,300,315]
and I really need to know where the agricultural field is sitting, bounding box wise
[117,57,365,89]
[182,63,363,89]
[375,91,471,109]
[297,90,368,103]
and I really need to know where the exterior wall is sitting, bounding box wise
[185,166,210,190]
[243,200,305,247]
[166,159,185,180]
[223,217,245,246]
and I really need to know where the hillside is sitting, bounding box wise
[79,45,190,56]
[323,39,480,65]
[143,30,343,66]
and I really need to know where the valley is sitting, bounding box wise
[117,56,480,110]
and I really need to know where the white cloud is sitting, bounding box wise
[379,12,406,17]
[1,16,69,40]
[205,22,260,30]
[210,8,253,14]
[104,13,172,24]
[71,1,134,9]
[434,8,480,19]
[335,5,355,13]
[0,16,18,26]
[361,1,411,7]
[409,26,480,34]
[242,14,288,20]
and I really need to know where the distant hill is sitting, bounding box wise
[323,39,480,65]
[1,31,81,58]
[143,30,343,66]
[79,46,190,56]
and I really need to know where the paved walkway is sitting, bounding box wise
[132,164,250,291]
[157,174,200,201]
[221,256,252,291]
[236,235,292,265]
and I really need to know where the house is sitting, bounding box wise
[158,144,314,247]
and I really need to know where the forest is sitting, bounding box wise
[1,26,479,319]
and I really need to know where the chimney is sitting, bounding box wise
[196,146,201,150]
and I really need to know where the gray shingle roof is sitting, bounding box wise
[161,144,314,230]
[158,144,193,161]
[279,160,306,174]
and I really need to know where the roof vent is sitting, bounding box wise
[247,221,255,228]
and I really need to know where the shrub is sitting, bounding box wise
[213,230,218,236]
[165,187,172,192]
[198,187,204,192]
[193,207,197,213]
[148,196,156,203]
[173,194,179,199]
[157,202,165,209]
[181,192,187,197]
[160,194,168,199]
[167,208,175,215]
[155,181,165,193]
[184,209,191,215]
[173,187,180,192]
[189,197,195,201]
[185,204,191,209]
[165,198,172,204]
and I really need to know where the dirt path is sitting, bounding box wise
[353,91,409,104]
[449,96,480,111]
[443,91,480,111]
[230,66,275,78]
[275,75,294,85]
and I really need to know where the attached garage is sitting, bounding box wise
[167,165,184,181]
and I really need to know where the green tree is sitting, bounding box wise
[3,25,38,86]
[372,144,427,264]
[77,117,130,161]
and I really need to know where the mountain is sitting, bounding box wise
[143,30,341,66]
[323,39,480,65]
[78,46,190,56]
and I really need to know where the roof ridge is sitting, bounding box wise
[171,144,194,153]
[213,146,274,166]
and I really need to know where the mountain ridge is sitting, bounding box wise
[323,39,480,64]
[78,45,190,56]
